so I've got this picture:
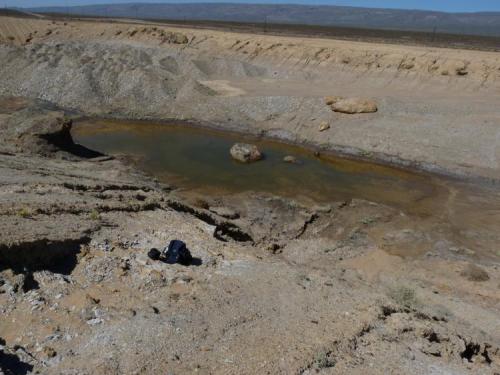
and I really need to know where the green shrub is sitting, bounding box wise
[89,209,100,220]
[314,350,336,369]
[17,208,31,218]
[389,285,419,308]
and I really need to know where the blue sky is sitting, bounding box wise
[6,1,500,13]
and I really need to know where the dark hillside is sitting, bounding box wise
[29,3,500,37]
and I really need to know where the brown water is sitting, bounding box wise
[73,119,500,258]
[73,120,446,210]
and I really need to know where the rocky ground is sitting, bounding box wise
[0,14,500,375]
[1,98,499,374]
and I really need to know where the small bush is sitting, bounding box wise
[461,263,489,282]
[89,209,100,220]
[389,285,419,308]
[314,350,336,369]
[361,216,378,225]
[17,208,31,218]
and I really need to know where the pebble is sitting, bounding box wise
[283,155,298,164]
[45,334,61,342]
[86,318,103,325]
[312,204,332,213]
[319,122,330,132]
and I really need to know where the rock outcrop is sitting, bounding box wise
[328,97,378,114]
[1,101,103,158]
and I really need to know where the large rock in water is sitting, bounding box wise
[230,143,262,163]
[330,97,378,114]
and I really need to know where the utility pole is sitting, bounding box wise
[131,5,139,20]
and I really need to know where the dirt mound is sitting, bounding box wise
[1,16,499,84]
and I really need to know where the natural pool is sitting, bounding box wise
[73,119,500,258]
[73,119,446,213]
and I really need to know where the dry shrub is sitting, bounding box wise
[461,263,489,282]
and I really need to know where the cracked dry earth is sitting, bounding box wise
[1,100,500,374]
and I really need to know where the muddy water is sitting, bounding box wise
[73,120,445,210]
[73,119,500,259]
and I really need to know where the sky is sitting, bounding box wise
[4,0,500,13]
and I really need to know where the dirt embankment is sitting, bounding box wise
[1,15,499,82]
[0,15,499,180]
[1,97,500,374]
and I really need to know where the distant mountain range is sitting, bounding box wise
[26,3,500,37]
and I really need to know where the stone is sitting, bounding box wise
[324,96,343,105]
[319,122,330,132]
[401,61,415,70]
[160,31,189,44]
[230,143,262,163]
[209,206,240,219]
[312,204,332,213]
[170,32,189,44]
[331,98,378,114]
[283,155,298,163]
[0,270,33,294]
[86,318,103,325]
